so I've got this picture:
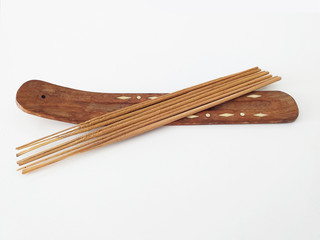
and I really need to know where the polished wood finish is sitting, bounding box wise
[16,80,298,125]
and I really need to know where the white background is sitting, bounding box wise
[1,0,320,239]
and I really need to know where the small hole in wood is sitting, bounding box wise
[41,95,46,99]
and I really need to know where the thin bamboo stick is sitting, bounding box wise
[17,73,271,165]
[18,76,276,170]
[19,76,281,173]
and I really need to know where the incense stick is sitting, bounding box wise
[17,73,272,165]
[19,76,280,174]
[16,67,281,173]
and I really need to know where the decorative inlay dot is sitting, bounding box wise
[186,115,199,119]
[117,96,131,100]
[219,113,234,117]
[254,113,268,117]
[240,112,245,116]
[247,94,262,98]
[136,96,141,99]
[148,96,158,100]
[205,113,211,117]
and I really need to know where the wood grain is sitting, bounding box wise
[16,80,299,125]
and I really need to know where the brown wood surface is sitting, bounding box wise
[16,80,299,125]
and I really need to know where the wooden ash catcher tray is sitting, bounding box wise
[15,67,299,174]
[16,80,298,125]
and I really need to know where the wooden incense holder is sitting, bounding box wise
[16,80,298,125]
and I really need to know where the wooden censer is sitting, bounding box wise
[16,80,298,125]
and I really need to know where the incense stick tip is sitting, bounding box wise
[16,160,24,166]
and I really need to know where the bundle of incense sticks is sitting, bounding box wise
[16,67,281,173]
